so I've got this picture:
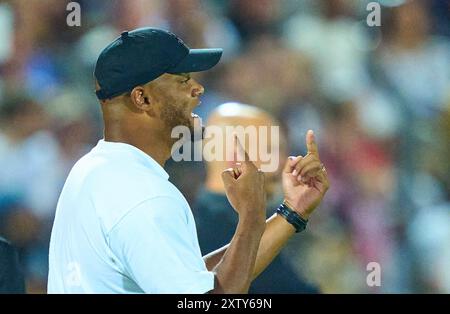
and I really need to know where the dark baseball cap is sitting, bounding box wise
[94,27,223,100]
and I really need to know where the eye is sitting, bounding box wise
[179,74,191,84]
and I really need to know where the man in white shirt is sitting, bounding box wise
[48,27,329,293]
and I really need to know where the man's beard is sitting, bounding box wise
[161,101,193,130]
[160,100,195,144]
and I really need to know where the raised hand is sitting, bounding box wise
[282,130,329,220]
[221,136,266,224]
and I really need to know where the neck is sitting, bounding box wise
[103,121,171,167]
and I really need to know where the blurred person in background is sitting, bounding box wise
[0,93,100,292]
[226,0,283,44]
[45,90,99,172]
[305,101,397,293]
[370,0,450,292]
[0,236,25,293]
[219,34,322,156]
[284,0,372,103]
[406,101,450,293]
[195,102,319,293]
[375,0,450,118]
[222,35,314,117]
[0,95,61,292]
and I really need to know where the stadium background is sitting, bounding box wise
[0,0,449,293]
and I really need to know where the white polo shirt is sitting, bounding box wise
[48,139,215,293]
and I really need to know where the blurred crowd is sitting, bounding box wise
[0,0,449,293]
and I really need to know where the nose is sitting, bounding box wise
[191,82,204,98]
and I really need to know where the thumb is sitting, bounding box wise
[283,156,301,174]
[221,168,236,187]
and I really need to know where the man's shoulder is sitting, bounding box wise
[69,149,168,187]
[69,151,187,232]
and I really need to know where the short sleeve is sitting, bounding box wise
[107,196,215,294]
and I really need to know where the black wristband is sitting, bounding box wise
[276,203,308,233]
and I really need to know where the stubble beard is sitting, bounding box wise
[160,100,194,143]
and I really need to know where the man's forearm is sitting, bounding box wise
[204,212,296,280]
[208,215,264,294]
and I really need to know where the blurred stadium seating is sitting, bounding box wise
[0,0,448,293]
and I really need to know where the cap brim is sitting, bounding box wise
[167,48,223,74]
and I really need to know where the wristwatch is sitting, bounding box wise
[276,203,308,233]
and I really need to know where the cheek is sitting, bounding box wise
[158,84,193,112]
[182,86,194,99]
[169,85,190,101]
[160,90,181,106]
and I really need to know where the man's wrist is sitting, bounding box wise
[276,202,308,233]
[237,213,266,232]
[283,199,310,220]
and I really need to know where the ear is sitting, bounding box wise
[130,86,153,111]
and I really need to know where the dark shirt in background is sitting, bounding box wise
[193,189,319,294]
[0,237,25,293]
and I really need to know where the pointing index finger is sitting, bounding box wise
[234,134,257,170]
[235,134,250,162]
[306,130,319,157]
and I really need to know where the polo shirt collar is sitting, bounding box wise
[96,139,169,180]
